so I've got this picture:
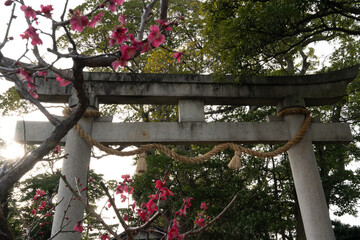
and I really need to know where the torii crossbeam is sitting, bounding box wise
[14,65,359,240]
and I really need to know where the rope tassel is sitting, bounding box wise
[228,150,242,169]
[136,152,147,173]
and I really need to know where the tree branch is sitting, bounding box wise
[182,194,237,237]
[137,0,159,40]
[60,176,121,240]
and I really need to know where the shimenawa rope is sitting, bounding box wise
[63,107,311,173]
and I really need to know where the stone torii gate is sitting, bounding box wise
[14,65,358,240]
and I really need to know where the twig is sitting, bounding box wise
[60,175,121,240]
[182,194,238,237]
[0,4,16,50]
[100,182,134,240]
[137,0,159,40]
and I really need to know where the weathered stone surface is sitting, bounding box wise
[14,121,352,145]
[17,65,359,106]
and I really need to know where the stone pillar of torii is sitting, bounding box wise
[14,65,359,240]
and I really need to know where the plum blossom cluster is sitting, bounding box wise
[81,173,213,240]
[28,189,53,237]
[115,174,134,204]
[7,0,185,98]
[194,202,210,227]
[18,70,71,99]
[110,15,179,70]
[168,198,210,239]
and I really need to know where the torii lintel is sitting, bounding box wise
[16,65,359,106]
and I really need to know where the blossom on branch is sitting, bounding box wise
[148,25,165,47]
[141,40,152,53]
[108,0,125,12]
[20,26,43,46]
[173,52,184,63]
[56,74,71,86]
[157,19,172,32]
[4,0,13,6]
[118,14,126,25]
[70,10,88,32]
[73,222,84,233]
[19,68,38,98]
[129,33,143,47]
[20,5,37,20]
[40,5,53,18]
[100,233,110,240]
[89,12,104,28]
[195,215,205,227]
[109,25,128,46]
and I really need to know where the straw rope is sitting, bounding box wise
[63,107,311,171]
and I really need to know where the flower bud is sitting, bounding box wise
[4,0,13,6]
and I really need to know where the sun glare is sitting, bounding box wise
[0,142,24,161]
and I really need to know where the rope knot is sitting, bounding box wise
[228,150,242,170]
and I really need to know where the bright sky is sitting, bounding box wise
[0,0,359,228]
[0,1,136,180]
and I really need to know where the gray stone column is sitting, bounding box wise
[278,96,335,240]
[51,95,97,240]
[178,100,205,122]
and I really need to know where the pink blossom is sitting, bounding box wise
[200,202,209,210]
[160,187,174,200]
[109,25,128,46]
[148,193,159,200]
[120,44,138,60]
[38,201,46,210]
[179,197,193,216]
[195,217,205,227]
[28,85,38,98]
[124,185,134,194]
[121,174,131,181]
[129,33,143,47]
[19,68,38,98]
[120,194,127,202]
[168,219,179,239]
[123,214,130,221]
[146,199,158,214]
[141,40,152,53]
[148,25,165,48]
[31,209,37,215]
[157,19,172,31]
[4,0,13,6]
[21,26,43,46]
[173,52,184,63]
[89,12,104,28]
[36,189,46,197]
[131,201,136,211]
[53,145,61,154]
[73,223,84,233]
[40,5,53,18]
[112,58,127,70]
[70,10,88,32]
[116,183,125,194]
[108,0,124,12]
[100,233,110,240]
[155,180,164,189]
[19,68,32,83]
[56,74,71,86]
[20,5,37,20]
[118,14,126,25]
[37,71,47,77]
